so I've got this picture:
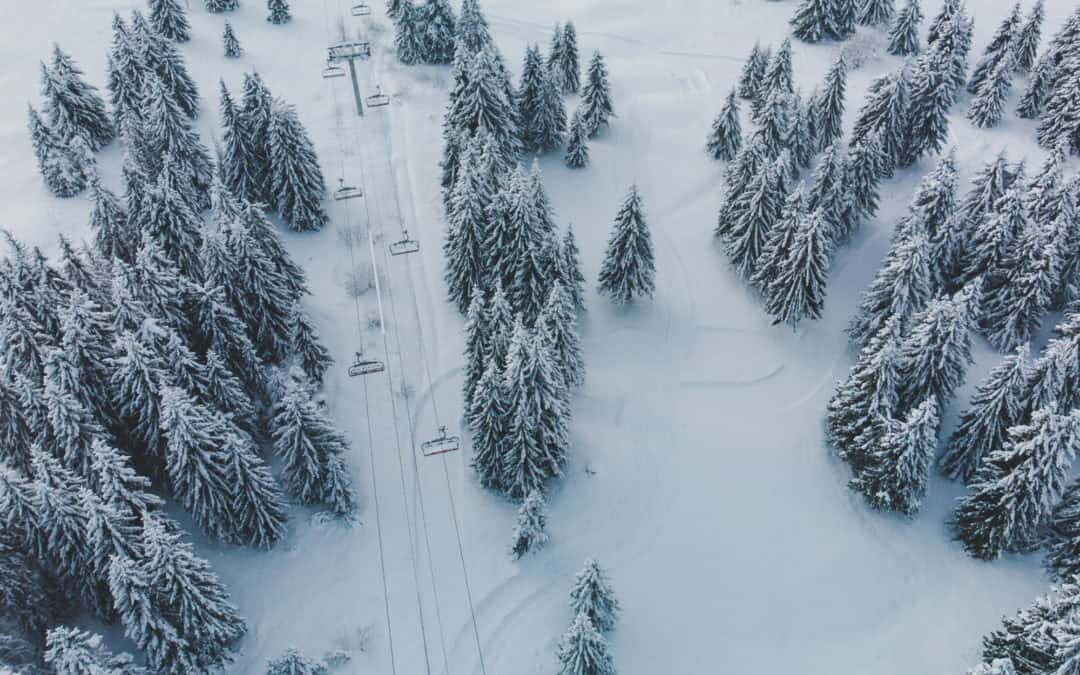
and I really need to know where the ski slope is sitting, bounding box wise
[4,0,1079,673]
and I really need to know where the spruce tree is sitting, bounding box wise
[786,91,815,172]
[45,626,143,675]
[1037,72,1080,154]
[968,56,1015,128]
[140,157,204,278]
[291,308,332,384]
[562,226,587,313]
[940,345,1030,483]
[737,43,770,102]
[569,558,620,633]
[87,176,133,263]
[106,14,146,129]
[110,329,167,461]
[270,374,357,513]
[759,39,794,108]
[223,432,288,548]
[444,138,489,313]
[206,0,240,11]
[511,489,548,559]
[896,285,976,409]
[814,56,847,152]
[107,554,193,675]
[901,150,959,288]
[954,407,1080,559]
[267,0,291,24]
[422,0,457,64]
[1014,0,1045,72]
[752,186,804,294]
[541,281,585,388]
[850,69,909,175]
[139,24,201,120]
[547,22,567,93]
[580,51,614,137]
[462,294,488,419]
[598,185,655,304]
[565,107,590,168]
[981,581,1071,673]
[807,143,850,243]
[534,65,568,153]
[1017,54,1055,119]
[753,89,791,159]
[981,223,1060,352]
[1047,477,1080,580]
[220,83,256,207]
[92,437,164,516]
[470,359,506,489]
[41,46,115,151]
[241,72,275,206]
[716,143,766,240]
[967,4,1021,95]
[28,105,90,198]
[192,283,264,393]
[726,158,783,279]
[449,48,519,166]
[269,100,327,232]
[266,648,331,675]
[765,206,831,329]
[223,23,243,58]
[149,0,191,41]
[558,22,581,94]
[902,45,952,166]
[844,133,885,229]
[835,0,858,38]
[557,614,616,675]
[886,0,922,56]
[791,0,838,43]
[852,396,940,515]
[859,0,895,26]
[142,74,212,210]
[963,189,1028,289]
[394,2,425,65]
[848,230,931,349]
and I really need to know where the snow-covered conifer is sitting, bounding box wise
[561,226,586,313]
[448,48,519,165]
[759,39,794,106]
[140,157,204,277]
[844,133,885,229]
[765,207,832,328]
[511,489,548,559]
[848,230,932,348]
[738,43,770,101]
[902,45,953,166]
[192,282,264,392]
[28,105,90,198]
[87,177,132,263]
[470,360,506,489]
[753,88,791,159]
[139,25,201,120]
[1017,53,1055,119]
[534,65,568,153]
[107,554,192,674]
[202,349,255,425]
[565,108,590,168]
[962,188,1027,287]
[110,330,167,460]
[859,0,895,27]
[223,432,288,548]
[968,56,1015,128]
[791,0,838,44]
[106,15,145,129]
[394,2,425,65]
[422,0,457,64]
[786,91,815,171]
[240,72,275,205]
[541,281,585,387]
[807,143,850,243]
[850,69,909,175]
[1037,71,1080,154]
[569,558,620,633]
[41,46,115,150]
[598,185,655,304]
[291,308,332,384]
[887,0,922,56]
[1047,478,1080,580]
[580,51,614,137]
[900,150,959,287]
[557,22,581,94]
[835,0,858,38]
[716,142,766,240]
[143,74,212,210]
[267,0,291,24]
[206,0,240,12]
[940,345,1030,483]
[727,157,784,278]
[462,294,489,418]
[853,397,940,514]
[954,407,1080,559]
[981,223,1060,352]
[266,648,330,675]
[269,100,327,232]
[814,56,847,152]
[896,285,976,409]
[149,0,191,41]
[967,4,1021,95]
[753,186,805,294]
[223,22,242,58]
[91,438,164,516]
[1014,0,1045,72]
[45,626,143,675]
[557,614,616,675]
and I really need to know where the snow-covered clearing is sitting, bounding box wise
[5,0,1079,672]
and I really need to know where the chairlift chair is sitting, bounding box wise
[334,178,363,201]
[322,59,345,79]
[388,228,420,256]
[328,41,371,62]
[347,351,385,377]
[421,426,460,457]
[366,85,390,108]
[350,2,372,16]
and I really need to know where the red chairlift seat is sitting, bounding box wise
[421,426,460,457]
[389,229,419,256]
[347,351,384,377]
[334,178,362,201]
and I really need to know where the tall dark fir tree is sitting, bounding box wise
[269,100,328,232]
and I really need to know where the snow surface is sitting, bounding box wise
[4,0,1080,673]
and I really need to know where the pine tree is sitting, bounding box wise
[422,0,457,64]
[291,307,333,384]
[716,143,766,240]
[791,0,838,43]
[901,150,959,287]
[1047,478,1080,581]
[887,0,922,56]
[1017,54,1055,119]
[580,51,614,137]
[470,359,506,489]
[844,133,885,229]
[852,396,940,514]
[937,6,976,102]
[835,0,858,38]
[266,648,330,675]
[149,0,191,41]
[45,626,144,675]
[41,46,115,150]
[142,74,212,210]
[807,143,850,243]
[1015,0,1045,72]
[547,22,567,93]
[202,349,256,424]
[139,516,246,668]
[859,0,895,26]
[269,100,327,232]
[92,438,164,516]
[598,185,655,304]
[752,186,805,294]
[462,294,489,419]
[223,22,243,58]
[501,320,568,500]
[814,56,847,152]
[29,449,91,583]
[394,1,425,65]
[569,558,620,633]
[534,65,568,153]
[106,14,146,129]
[110,330,167,461]
[267,0,291,24]
[937,345,1030,483]
[758,39,794,110]
[558,22,581,94]
[541,281,585,387]
[511,489,548,559]
[963,189,1028,289]
[139,24,201,120]
[448,48,519,167]
[223,432,288,548]
[140,156,205,277]
[753,88,791,159]
[785,91,815,172]
[968,56,1015,128]
[557,613,616,675]
[726,157,783,279]
[954,407,1080,559]
[902,45,953,167]
[107,555,193,675]
[897,285,976,409]
[737,42,770,102]
[982,585,1063,673]
[28,105,90,198]
[765,207,832,328]
[561,226,587,313]
[192,283,264,392]
[206,0,240,12]
[565,107,590,168]
[850,69,909,175]
[848,230,931,349]
[967,4,1021,95]
[240,72,275,205]
[270,374,357,512]
[981,223,1061,352]
[87,176,132,263]
[1037,72,1080,154]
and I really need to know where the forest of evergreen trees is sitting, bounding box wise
[9,0,354,671]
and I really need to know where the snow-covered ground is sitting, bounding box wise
[4,0,1079,673]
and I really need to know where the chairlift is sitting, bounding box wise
[328,41,371,62]
[350,2,372,16]
[347,351,385,377]
[334,178,363,201]
[366,85,390,108]
[421,426,460,457]
[388,228,420,256]
[322,59,346,79]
